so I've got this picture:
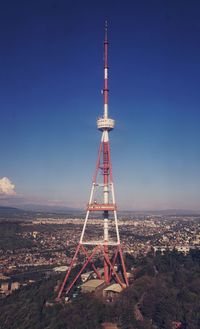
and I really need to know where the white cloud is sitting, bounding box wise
[0,177,16,195]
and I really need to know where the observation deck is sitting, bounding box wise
[97,117,115,131]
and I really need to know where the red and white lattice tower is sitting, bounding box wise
[57,22,129,299]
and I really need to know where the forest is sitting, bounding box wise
[0,249,200,329]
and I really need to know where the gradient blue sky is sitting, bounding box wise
[0,0,200,210]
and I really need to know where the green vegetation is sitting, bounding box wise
[0,250,200,329]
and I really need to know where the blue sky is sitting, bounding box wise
[0,0,200,210]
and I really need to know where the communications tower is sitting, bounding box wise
[57,22,129,299]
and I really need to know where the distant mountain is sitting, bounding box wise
[0,206,27,214]
[21,203,81,214]
[0,206,35,220]
[119,209,200,216]
[152,209,200,216]
[0,205,84,220]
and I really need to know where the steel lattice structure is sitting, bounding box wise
[57,22,129,299]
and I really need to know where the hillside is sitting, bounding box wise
[0,250,200,329]
[0,206,35,221]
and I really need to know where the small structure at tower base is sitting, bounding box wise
[81,279,105,293]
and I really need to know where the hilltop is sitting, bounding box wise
[0,249,200,329]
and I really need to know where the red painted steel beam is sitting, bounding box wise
[103,21,108,106]
[109,245,119,281]
[103,140,109,283]
[93,141,103,183]
[80,245,102,280]
[118,245,129,287]
[103,142,109,182]
[104,244,110,284]
[65,245,100,296]
[57,243,81,299]
[101,246,124,287]
[107,141,113,182]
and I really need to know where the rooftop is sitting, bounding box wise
[104,283,123,293]
[81,279,105,289]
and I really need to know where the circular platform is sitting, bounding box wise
[97,118,115,131]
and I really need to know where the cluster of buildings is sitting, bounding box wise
[0,273,35,297]
[0,215,199,297]
[120,216,200,256]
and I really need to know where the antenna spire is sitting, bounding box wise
[105,20,108,41]
[104,20,108,119]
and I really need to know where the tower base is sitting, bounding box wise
[57,243,129,299]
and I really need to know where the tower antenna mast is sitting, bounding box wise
[104,20,109,119]
[57,22,129,299]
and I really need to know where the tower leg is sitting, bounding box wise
[103,209,109,284]
[118,245,129,287]
[57,243,81,299]
[81,245,102,279]
[57,245,102,299]
[104,244,109,284]
[102,246,124,287]
[108,245,119,281]
[65,245,100,296]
